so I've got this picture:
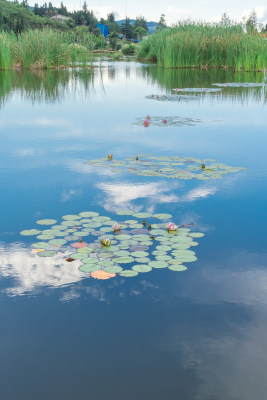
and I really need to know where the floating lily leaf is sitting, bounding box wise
[49,239,67,246]
[115,256,135,264]
[37,234,55,240]
[79,264,101,273]
[135,257,151,263]
[32,242,50,248]
[77,247,94,254]
[133,212,152,218]
[153,213,172,219]
[132,265,152,273]
[36,219,57,225]
[82,258,99,264]
[71,242,88,248]
[91,270,116,280]
[148,261,168,269]
[113,250,131,257]
[119,270,138,277]
[61,221,80,227]
[62,215,81,221]
[168,264,188,271]
[38,251,57,257]
[116,210,133,216]
[190,232,205,238]
[131,251,149,258]
[79,211,99,218]
[155,255,172,261]
[20,229,41,236]
[104,266,123,273]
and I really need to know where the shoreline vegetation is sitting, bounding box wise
[137,23,267,71]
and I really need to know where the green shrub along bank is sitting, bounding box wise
[137,22,267,71]
[0,29,107,69]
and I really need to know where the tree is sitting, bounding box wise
[220,12,231,27]
[246,9,258,33]
[107,12,115,23]
[108,31,118,50]
[134,26,147,40]
[134,16,148,32]
[156,14,167,30]
[121,17,135,39]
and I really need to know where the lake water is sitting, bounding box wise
[0,61,267,400]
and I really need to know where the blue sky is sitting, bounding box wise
[43,0,267,25]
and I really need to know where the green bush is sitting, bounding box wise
[121,43,136,55]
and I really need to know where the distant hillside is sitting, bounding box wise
[116,20,158,35]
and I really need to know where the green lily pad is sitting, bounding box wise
[132,264,152,273]
[155,255,172,261]
[77,247,94,254]
[20,229,41,236]
[153,213,172,219]
[148,261,168,269]
[62,215,81,221]
[116,210,133,216]
[38,250,57,257]
[69,253,88,260]
[79,264,101,272]
[31,242,50,248]
[168,265,188,271]
[113,250,131,257]
[190,232,205,238]
[82,258,99,264]
[36,219,57,225]
[115,256,134,264]
[79,212,99,218]
[49,239,67,246]
[36,234,55,240]
[104,266,123,273]
[131,251,149,258]
[135,257,151,263]
[133,212,152,218]
[119,270,138,277]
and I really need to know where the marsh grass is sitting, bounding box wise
[138,22,267,71]
[0,29,94,69]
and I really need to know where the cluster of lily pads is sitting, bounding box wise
[145,94,196,102]
[85,155,245,180]
[135,116,201,127]
[172,88,222,93]
[212,82,265,88]
[20,210,204,280]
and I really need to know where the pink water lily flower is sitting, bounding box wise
[163,119,167,124]
[113,222,121,232]
[146,115,151,119]
[166,222,178,232]
[101,238,111,246]
[144,119,150,127]
[107,154,113,160]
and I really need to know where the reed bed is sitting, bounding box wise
[0,29,94,69]
[138,22,267,71]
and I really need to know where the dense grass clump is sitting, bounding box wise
[137,22,267,71]
[0,29,100,69]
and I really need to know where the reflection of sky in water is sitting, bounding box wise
[0,62,267,400]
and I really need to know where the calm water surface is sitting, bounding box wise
[0,62,267,400]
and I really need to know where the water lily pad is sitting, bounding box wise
[61,221,81,227]
[117,234,132,240]
[113,250,131,257]
[155,255,172,261]
[104,266,123,273]
[168,265,188,271]
[119,270,138,277]
[115,256,135,264]
[132,264,152,273]
[131,251,149,258]
[79,264,101,272]
[133,212,152,218]
[135,257,151,263]
[49,239,67,246]
[20,229,41,236]
[82,258,99,264]
[36,234,55,240]
[190,232,205,238]
[79,211,99,218]
[91,270,116,280]
[116,210,133,216]
[156,245,172,251]
[38,250,57,257]
[77,247,94,254]
[36,219,57,225]
[62,215,81,221]
[148,261,168,269]
[32,242,50,248]
[153,213,172,219]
